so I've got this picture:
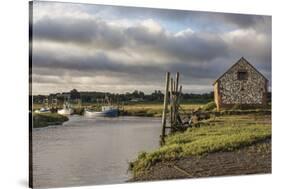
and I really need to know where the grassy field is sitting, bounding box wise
[121,103,204,117]
[129,113,271,177]
[32,113,69,128]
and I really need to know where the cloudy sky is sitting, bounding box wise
[31,1,271,95]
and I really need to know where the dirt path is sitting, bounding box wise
[130,140,271,181]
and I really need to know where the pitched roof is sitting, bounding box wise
[213,57,268,85]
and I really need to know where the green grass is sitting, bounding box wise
[201,101,216,111]
[33,113,69,128]
[122,103,203,117]
[130,114,271,177]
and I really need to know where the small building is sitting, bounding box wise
[213,57,268,111]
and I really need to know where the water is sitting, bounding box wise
[32,116,162,188]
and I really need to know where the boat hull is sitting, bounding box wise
[84,109,118,117]
[34,110,51,114]
[57,109,74,115]
[34,108,51,114]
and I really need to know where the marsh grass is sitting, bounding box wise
[201,101,216,111]
[122,103,203,117]
[130,114,271,177]
[33,113,69,128]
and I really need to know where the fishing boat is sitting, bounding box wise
[84,105,118,117]
[57,103,74,115]
[34,107,51,113]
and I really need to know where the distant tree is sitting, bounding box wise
[131,90,145,99]
[33,95,46,104]
[70,89,80,100]
[132,90,139,98]
[150,90,164,101]
[139,91,145,99]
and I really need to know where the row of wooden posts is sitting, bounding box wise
[161,72,183,145]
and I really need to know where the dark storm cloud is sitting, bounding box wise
[33,48,162,76]
[33,14,229,64]
[33,44,227,85]
[222,14,261,28]
[81,4,270,33]
[221,14,272,34]
[82,4,268,29]
[34,16,125,49]
[125,26,228,62]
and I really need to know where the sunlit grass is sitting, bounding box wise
[130,114,271,177]
[123,103,203,117]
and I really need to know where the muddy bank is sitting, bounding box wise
[130,140,271,181]
[32,113,69,128]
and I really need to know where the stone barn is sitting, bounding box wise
[213,57,268,111]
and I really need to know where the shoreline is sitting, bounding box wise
[32,113,69,128]
[129,139,271,182]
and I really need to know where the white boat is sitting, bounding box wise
[84,106,118,117]
[34,107,51,114]
[57,103,74,115]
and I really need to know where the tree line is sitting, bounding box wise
[32,89,215,104]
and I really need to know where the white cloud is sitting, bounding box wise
[175,28,194,37]
[139,19,164,34]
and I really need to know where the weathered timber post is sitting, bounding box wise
[173,80,176,125]
[170,77,174,129]
[174,80,176,93]
[175,72,179,93]
[176,85,183,126]
[174,72,180,125]
[178,85,182,103]
[161,72,170,145]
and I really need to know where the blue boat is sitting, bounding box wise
[85,105,118,117]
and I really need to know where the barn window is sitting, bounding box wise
[237,71,247,80]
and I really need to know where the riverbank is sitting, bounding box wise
[130,139,271,181]
[32,113,69,128]
[129,113,271,181]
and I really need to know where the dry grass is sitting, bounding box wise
[122,103,203,117]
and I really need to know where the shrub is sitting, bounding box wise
[202,101,216,111]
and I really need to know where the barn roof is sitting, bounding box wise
[213,57,268,85]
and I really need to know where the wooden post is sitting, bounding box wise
[173,72,180,129]
[178,85,182,102]
[174,73,179,105]
[176,85,183,125]
[175,72,179,93]
[161,72,170,145]
[170,77,174,129]
[173,83,176,130]
[173,81,176,93]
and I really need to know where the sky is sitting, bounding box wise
[31,1,272,95]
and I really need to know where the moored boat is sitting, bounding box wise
[57,103,74,115]
[84,106,118,117]
[34,107,51,114]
